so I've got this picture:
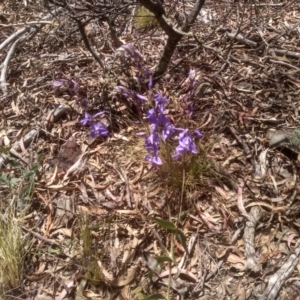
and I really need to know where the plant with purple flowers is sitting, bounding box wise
[118,44,153,89]
[52,79,109,138]
[115,44,202,166]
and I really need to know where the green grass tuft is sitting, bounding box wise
[0,207,29,296]
[158,141,212,191]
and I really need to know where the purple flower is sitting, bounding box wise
[154,93,168,105]
[147,108,158,124]
[142,124,163,166]
[81,98,88,107]
[90,122,109,137]
[145,153,162,166]
[172,130,198,160]
[188,69,197,89]
[162,123,175,141]
[145,125,160,149]
[193,129,203,138]
[52,79,69,88]
[115,86,147,104]
[80,111,108,137]
[80,112,93,126]
[80,112,105,126]
[115,86,133,98]
[52,79,78,93]
[120,44,143,63]
[136,93,148,102]
[157,105,170,126]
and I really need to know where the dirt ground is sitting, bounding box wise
[1,0,300,299]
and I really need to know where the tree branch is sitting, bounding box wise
[138,0,206,80]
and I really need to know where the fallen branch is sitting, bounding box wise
[269,59,300,71]
[0,36,27,95]
[226,31,300,61]
[271,48,300,59]
[244,206,264,273]
[227,30,257,48]
[0,7,64,96]
[0,7,63,52]
[0,105,70,168]
[0,26,31,52]
[258,246,300,300]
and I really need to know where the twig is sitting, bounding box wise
[73,18,106,70]
[22,226,61,247]
[104,17,123,48]
[0,21,54,27]
[229,126,251,155]
[252,2,286,6]
[167,3,235,77]
[269,59,300,71]
[0,7,64,52]
[227,30,257,48]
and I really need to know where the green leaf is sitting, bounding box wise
[131,286,143,294]
[154,218,176,231]
[156,255,174,264]
[178,210,189,220]
[10,177,20,186]
[143,294,167,300]
[0,173,8,184]
[175,229,189,255]
[23,170,35,178]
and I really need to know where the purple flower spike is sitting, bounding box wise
[115,86,133,98]
[121,44,143,62]
[148,75,153,89]
[121,44,135,57]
